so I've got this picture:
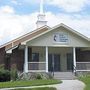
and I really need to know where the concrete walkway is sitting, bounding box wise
[53,80,85,90]
[0,80,85,90]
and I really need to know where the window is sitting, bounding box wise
[32,53,39,62]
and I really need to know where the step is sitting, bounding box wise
[53,72,76,80]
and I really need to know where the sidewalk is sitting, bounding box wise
[53,80,85,90]
[0,80,85,90]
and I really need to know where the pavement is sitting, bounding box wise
[0,80,85,90]
[52,80,85,90]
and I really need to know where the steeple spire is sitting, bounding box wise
[36,0,47,28]
[40,0,44,14]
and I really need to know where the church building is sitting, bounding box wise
[0,0,90,79]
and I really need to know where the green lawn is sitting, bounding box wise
[14,87,56,90]
[79,75,90,90]
[0,79,61,88]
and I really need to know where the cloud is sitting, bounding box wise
[17,0,90,12]
[22,0,40,4]
[11,0,22,5]
[0,5,15,14]
[46,0,90,12]
[0,6,37,45]
[0,14,36,45]
[0,5,90,45]
[11,0,18,5]
[46,12,90,37]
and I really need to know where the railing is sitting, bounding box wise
[76,62,90,71]
[28,62,46,71]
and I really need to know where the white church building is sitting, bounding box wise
[0,0,90,79]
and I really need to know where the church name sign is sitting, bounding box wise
[53,33,69,43]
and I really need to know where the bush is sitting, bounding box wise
[0,64,4,70]
[0,64,10,82]
[0,64,18,82]
[10,64,18,81]
[0,69,10,82]
[18,72,53,80]
[36,74,42,79]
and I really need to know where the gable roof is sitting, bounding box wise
[22,23,90,44]
[0,23,90,51]
[0,25,50,50]
[53,23,90,41]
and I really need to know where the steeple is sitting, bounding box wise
[36,0,47,28]
[40,0,44,14]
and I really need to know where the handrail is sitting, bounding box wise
[76,62,90,71]
[28,62,46,63]
[76,62,90,63]
[28,62,46,70]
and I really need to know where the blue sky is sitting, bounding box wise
[0,0,90,45]
[0,0,90,14]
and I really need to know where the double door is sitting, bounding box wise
[48,54,60,72]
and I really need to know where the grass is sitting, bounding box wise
[14,87,56,90]
[79,75,90,90]
[0,79,61,88]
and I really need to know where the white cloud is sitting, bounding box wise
[0,13,38,44]
[0,5,90,45]
[0,6,37,45]
[46,12,90,37]
[11,0,22,5]
[23,0,40,4]
[11,0,18,5]
[19,0,90,12]
[46,0,90,12]
[0,5,15,14]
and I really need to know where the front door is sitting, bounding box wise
[48,54,60,72]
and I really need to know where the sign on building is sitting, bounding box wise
[53,33,69,43]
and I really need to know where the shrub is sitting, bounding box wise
[0,64,10,82]
[36,74,42,79]
[0,69,10,82]
[0,64,4,70]
[18,72,53,80]
[10,64,18,81]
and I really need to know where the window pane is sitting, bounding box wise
[32,53,39,62]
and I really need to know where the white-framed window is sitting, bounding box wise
[32,53,39,62]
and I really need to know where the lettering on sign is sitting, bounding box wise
[53,33,69,43]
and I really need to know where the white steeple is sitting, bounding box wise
[36,0,47,28]
[40,0,44,14]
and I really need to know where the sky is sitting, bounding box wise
[0,0,90,45]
